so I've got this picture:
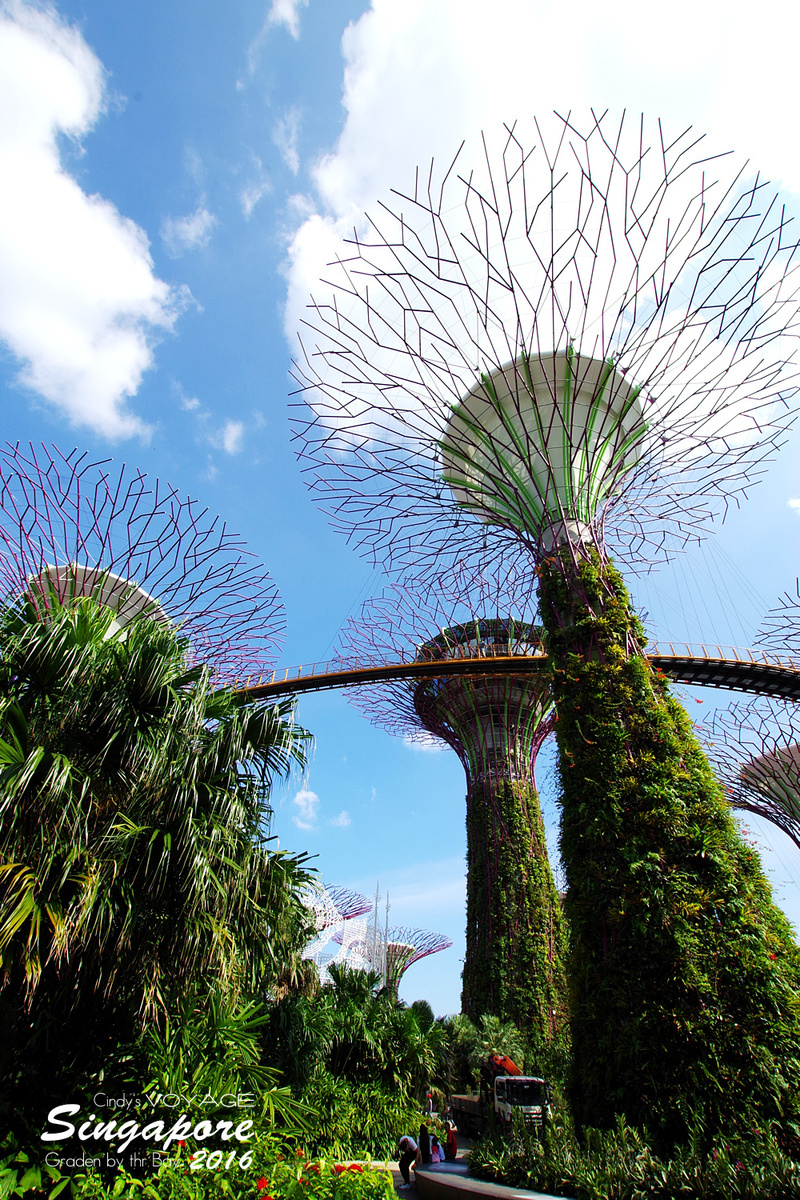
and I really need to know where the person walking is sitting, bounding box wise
[397,1134,418,1189]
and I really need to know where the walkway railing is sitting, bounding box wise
[234,641,800,701]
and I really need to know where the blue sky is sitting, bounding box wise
[2,0,800,1017]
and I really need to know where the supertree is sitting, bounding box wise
[384,927,453,997]
[0,443,285,681]
[707,699,800,850]
[292,111,800,1145]
[302,883,372,981]
[338,563,568,1062]
[328,920,452,996]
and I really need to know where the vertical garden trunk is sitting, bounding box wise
[413,645,570,1068]
[462,775,570,1074]
[538,546,800,1148]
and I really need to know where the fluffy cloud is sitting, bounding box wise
[0,1,184,439]
[329,810,351,828]
[161,205,217,256]
[266,0,309,39]
[292,788,319,830]
[219,420,244,455]
[283,0,800,348]
[788,500,800,513]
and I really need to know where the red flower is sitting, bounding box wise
[348,1164,363,1173]
[178,1141,187,1149]
[256,1179,269,1191]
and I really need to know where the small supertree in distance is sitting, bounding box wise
[302,883,372,981]
[293,111,800,1146]
[384,927,453,998]
[337,563,569,1071]
[0,443,286,682]
[708,699,800,850]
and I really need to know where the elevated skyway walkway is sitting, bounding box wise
[237,643,800,702]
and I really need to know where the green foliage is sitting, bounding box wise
[469,1113,800,1199]
[141,985,312,1134]
[462,775,570,1075]
[263,965,447,1102]
[300,1075,423,1159]
[7,1138,395,1200]
[0,595,313,1151]
[538,547,800,1147]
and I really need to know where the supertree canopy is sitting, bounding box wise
[301,882,372,970]
[384,927,452,996]
[0,443,286,681]
[707,699,800,850]
[295,112,800,1147]
[293,111,800,576]
[328,919,452,995]
[338,565,569,1069]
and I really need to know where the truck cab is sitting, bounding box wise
[493,1075,549,1128]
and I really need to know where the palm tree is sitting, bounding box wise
[0,593,313,1131]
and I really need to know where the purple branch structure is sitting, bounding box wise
[329,921,452,994]
[324,884,373,922]
[708,699,800,849]
[0,443,285,682]
[292,111,800,578]
[384,927,453,995]
[338,565,569,1056]
[756,581,800,657]
[292,110,800,1135]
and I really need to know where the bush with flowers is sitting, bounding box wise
[12,1135,396,1200]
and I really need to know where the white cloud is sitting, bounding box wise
[161,205,217,256]
[282,0,800,352]
[292,788,319,830]
[181,394,200,412]
[788,499,800,513]
[266,0,309,39]
[329,810,351,827]
[273,106,301,175]
[220,419,244,455]
[0,1,185,440]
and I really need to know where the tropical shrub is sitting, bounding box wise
[469,1113,800,1200]
[0,596,312,1157]
[263,965,448,1101]
[2,1136,396,1199]
[300,1075,423,1159]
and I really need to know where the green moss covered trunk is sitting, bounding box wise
[462,776,570,1074]
[538,547,800,1148]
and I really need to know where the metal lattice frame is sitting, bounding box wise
[302,883,372,963]
[329,921,451,993]
[337,565,567,1037]
[756,582,800,656]
[0,443,285,682]
[385,927,453,994]
[292,111,800,575]
[324,884,373,921]
[707,699,800,849]
[337,564,551,783]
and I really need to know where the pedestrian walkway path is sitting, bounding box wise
[386,1132,567,1200]
[413,1159,567,1200]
